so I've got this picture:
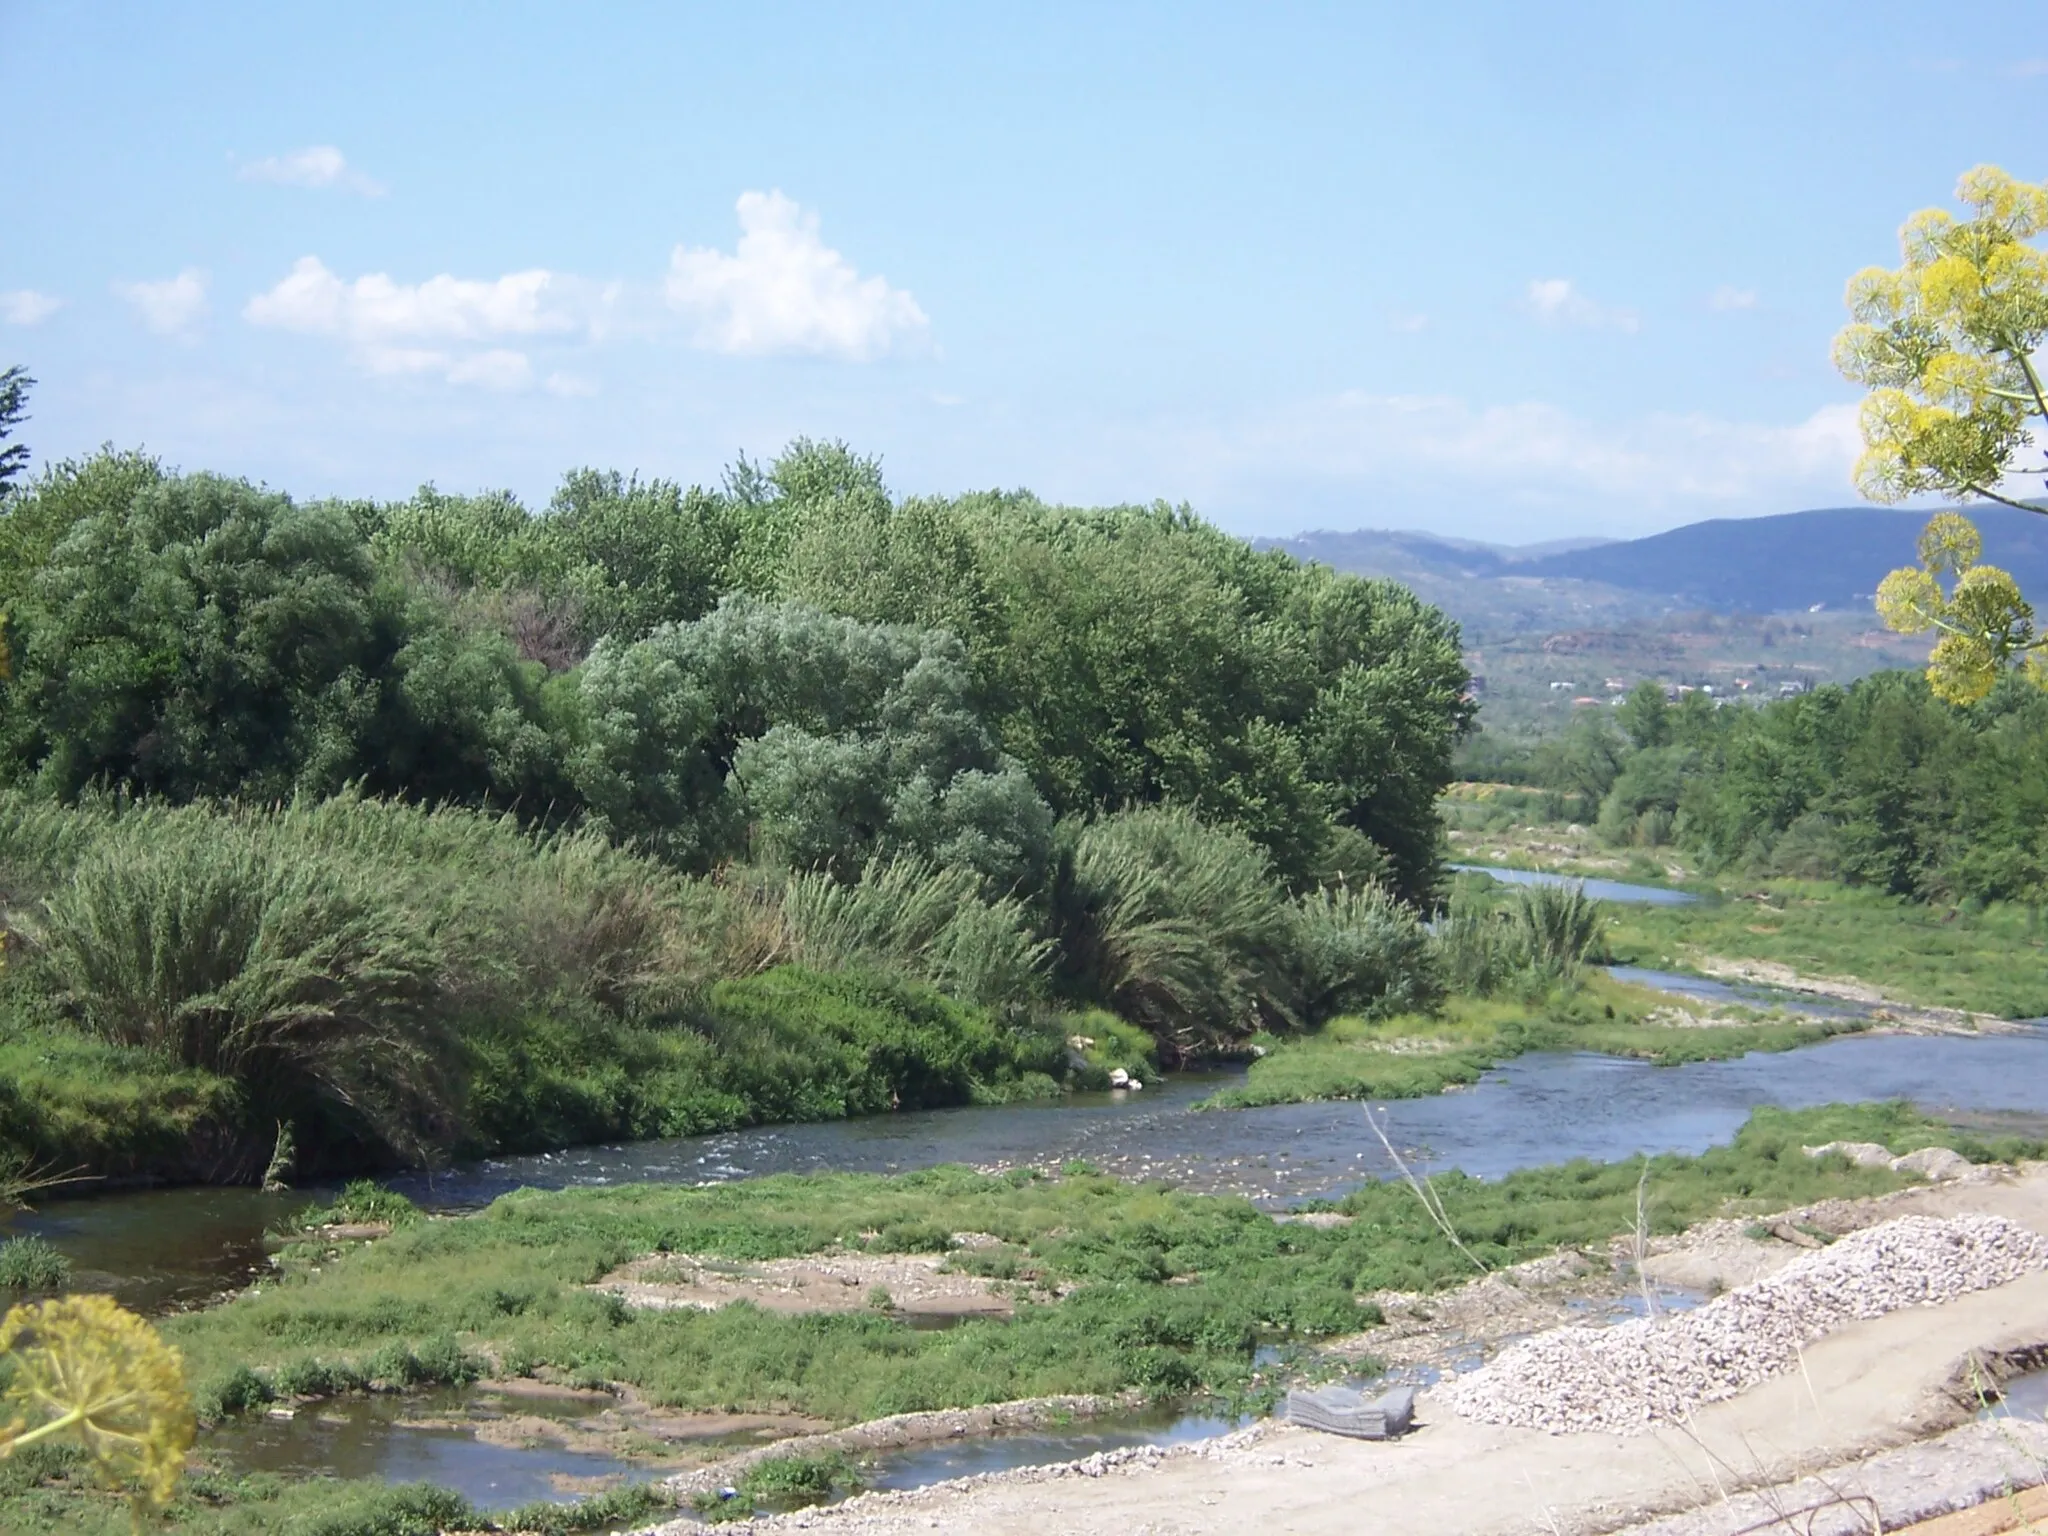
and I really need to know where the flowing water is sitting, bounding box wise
[1449,864,1702,905]
[15,1029,2048,1309]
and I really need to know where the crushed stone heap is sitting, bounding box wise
[1443,1214,2048,1435]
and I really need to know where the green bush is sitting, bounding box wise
[777,857,1050,1010]
[1291,883,1440,1023]
[501,1483,666,1534]
[34,807,456,1163]
[295,1179,422,1229]
[1511,882,1607,983]
[0,1234,70,1290]
[1062,806,1300,1054]
[702,966,1057,1120]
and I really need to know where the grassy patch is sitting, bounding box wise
[139,1103,1962,1440]
[1200,980,1847,1111]
[694,1451,864,1522]
[0,1023,245,1182]
[1607,882,2048,1019]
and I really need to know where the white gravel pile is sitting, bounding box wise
[1444,1214,2048,1434]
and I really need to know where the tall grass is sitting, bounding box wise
[1063,806,1300,1055]
[36,812,457,1161]
[1291,883,1440,1022]
[1432,878,1607,996]
[777,857,1051,1010]
[1511,882,1606,982]
[1,789,693,1166]
[1058,807,1442,1055]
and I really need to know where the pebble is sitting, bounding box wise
[1444,1215,2048,1434]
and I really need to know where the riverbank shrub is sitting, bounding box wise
[0,792,1075,1176]
[701,967,1062,1120]
[1511,882,1607,983]
[1059,807,1301,1055]
[36,810,457,1165]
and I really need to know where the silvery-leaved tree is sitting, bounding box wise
[1834,165,2048,702]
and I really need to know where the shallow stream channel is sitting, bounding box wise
[9,939,2048,1519]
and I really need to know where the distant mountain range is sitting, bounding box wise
[1267,504,2048,617]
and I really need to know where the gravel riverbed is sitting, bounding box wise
[1444,1214,2048,1434]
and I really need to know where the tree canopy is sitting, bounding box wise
[0,439,1471,904]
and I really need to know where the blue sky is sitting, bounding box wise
[2,2,2044,541]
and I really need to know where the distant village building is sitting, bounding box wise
[1604,677,1627,692]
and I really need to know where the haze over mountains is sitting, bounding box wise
[1268,504,2048,629]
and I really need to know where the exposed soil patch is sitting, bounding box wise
[1694,957,2031,1035]
[594,1250,1023,1319]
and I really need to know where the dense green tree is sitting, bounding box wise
[569,596,1052,884]
[8,474,409,800]
[1665,669,2048,905]
[0,366,31,501]
[0,440,1471,920]
[3,467,567,810]
[1616,681,1671,750]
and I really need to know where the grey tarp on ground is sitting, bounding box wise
[1286,1384,1417,1439]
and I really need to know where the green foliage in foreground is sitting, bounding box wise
[1606,882,2048,1019]
[141,1104,1970,1437]
[0,1446,477,1536]
[1198,983,1849,1111]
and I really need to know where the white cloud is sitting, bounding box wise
[240,145,386,196]
[1388,310,1430,334]
[1709,284,1759,311]
[665,190,929,359]
[1174,391,1863,533]
[247,257,574,344]
[545,371,599,398]
[446,350,534,391]
[2007,58,2048,77]
[245,256,591,388]
[114,269,209,335]
[1,290,62,326]
[1527,277,1639,332]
